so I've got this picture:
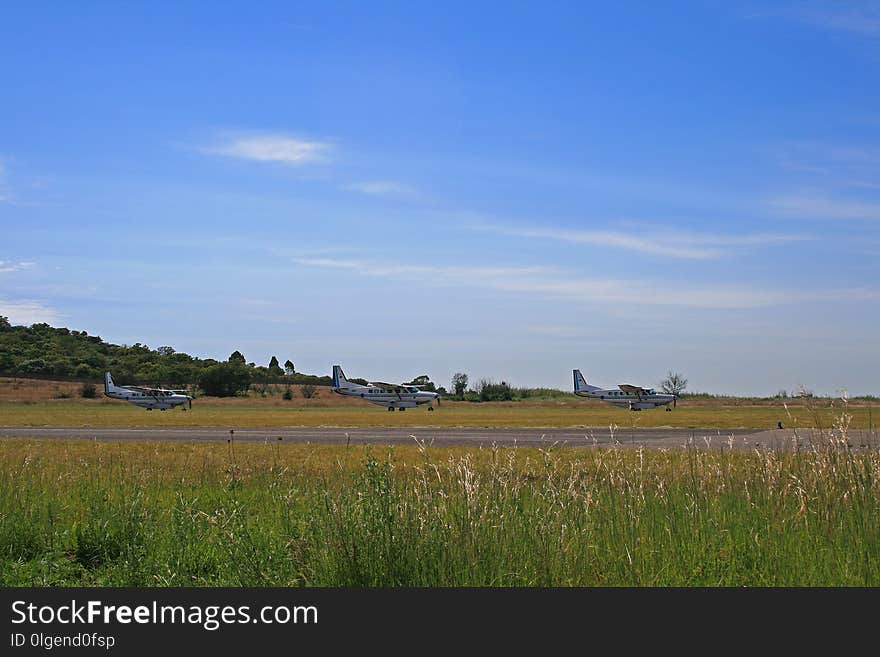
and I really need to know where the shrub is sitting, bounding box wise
[199,362,252,397]
[80,383,97,398]
[282,386,293,400]
[476,379,513,402]
[300,383,317,399]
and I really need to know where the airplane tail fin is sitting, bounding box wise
[332,365,355,389]
[573,369,601,393]
[104,372,120,395]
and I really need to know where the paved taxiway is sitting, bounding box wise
[0,425,807,450]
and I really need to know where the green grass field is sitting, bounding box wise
[1,397,877,429]
[1,435,877,586]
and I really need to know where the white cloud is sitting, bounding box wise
[204,133,331,165]
[0,301,60,325]
[0,261,35,274]
[290,256,871,309]
[292,257,546,281]
[769,195,880,221]
[472,224,807,259]
[343,180,416,196]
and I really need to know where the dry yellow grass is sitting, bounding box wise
[1,377,876,429]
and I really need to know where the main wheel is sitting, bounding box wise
[428,407,434,412]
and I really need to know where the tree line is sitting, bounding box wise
[0,317,340,397]
[1,318,712,401]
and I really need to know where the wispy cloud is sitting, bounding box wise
[342,180,416,197]
[0,300,60,325]
[291,256,871,309]
[769,194,880,221]
[0,261,35,274]
[291,257,546,281]
[775,1,880,37]
[771,142,880,188]
[472,224,807,259]
[203,132,331,165]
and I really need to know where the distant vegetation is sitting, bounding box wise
[0,317,339,396]
[1,318,876,401]
[660,371,688,396]
[0,318,567,401]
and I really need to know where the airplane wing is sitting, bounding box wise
[127,385,163,394]
[619,384,647,395]
[370,381,405,391]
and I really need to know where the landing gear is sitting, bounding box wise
[428,406,434,412]
[666,406,672,412]
[387,407,395,412]
[398,407,405,411]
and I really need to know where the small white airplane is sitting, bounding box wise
[103,372,193,411]
[573,369,677,411]
[331,365,441,411]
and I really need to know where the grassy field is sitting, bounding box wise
[1,398,877,430]
[1,430,877,586]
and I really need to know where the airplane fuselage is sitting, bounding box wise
[573,369,676,411]
[331,365,440,410]
[573,388,676,410]
[332,384,439,409]
[104,388,191,410]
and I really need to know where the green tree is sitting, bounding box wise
[73,363,96,379]
[452,373,468,399]
[476,379,512,402]
[228,350,246,364]
[284,359,295,375]
[660,371,688,396]
[406,374,436,392]
[268,356,283,377]
[199,362,252,397]
[18,358,49,375]
[0,316,10,331]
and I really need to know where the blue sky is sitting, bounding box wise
[2,1,879,395]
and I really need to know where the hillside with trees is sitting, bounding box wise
[0,317,336,396]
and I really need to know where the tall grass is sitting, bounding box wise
[1,417,877,585]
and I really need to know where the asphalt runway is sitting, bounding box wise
[0,425,804,450]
